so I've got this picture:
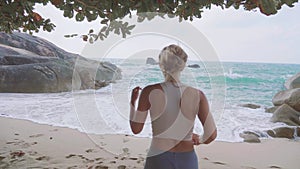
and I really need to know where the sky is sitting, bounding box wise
[34,3,300,64]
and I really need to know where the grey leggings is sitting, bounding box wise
[144,150,198,169]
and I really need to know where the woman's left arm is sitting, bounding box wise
[129,86,150,134]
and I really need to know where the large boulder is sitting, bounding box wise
[0,32,73,59]
[285,72,300,89]
[271,104,300,126]
[266,127,295,139]
[272,88,300,111]
[0,61,81,92]
[0,32,121,93]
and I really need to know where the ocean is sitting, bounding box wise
[1,59,299,142]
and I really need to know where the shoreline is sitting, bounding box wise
[1,117,300,169]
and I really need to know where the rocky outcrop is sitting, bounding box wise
[270,73,300,126]
[285,72,300,89]
[271,104,300,126]
[146,57,157,65]
[187,64,200,68]
[241,127,299,141]
[272,88,300,112]
[0,32,121,93]
[238,103,261,109]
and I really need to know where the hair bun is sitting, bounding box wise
[158,44,188,81]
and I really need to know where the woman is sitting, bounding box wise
[130,44,217,169]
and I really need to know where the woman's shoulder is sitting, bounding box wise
[143,83,162,91]
[182,84,206,97]
[182,84,199,91]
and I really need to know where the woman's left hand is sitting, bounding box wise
[131,86,142,105]
[192,133,201,145]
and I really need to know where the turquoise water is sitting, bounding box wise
[107,59,300,141]
[111,59,300,108]
[0,60,299,142]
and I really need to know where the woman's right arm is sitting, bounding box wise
[197,91,217,144]
[129,86,150,134]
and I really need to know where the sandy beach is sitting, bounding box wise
[0,116,299,169]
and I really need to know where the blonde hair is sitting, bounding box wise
[159,44,188,82]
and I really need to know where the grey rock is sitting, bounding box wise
[271,104,300,126]
[146,57,157,65]
[187,64,200,68]
[272,88,300,111]
[239,132,261,143]
[0,32,72,59]
[0,61,81,93]
[238,103,261,109]
[264,106,279,113]
[285,72,300,89]
[241,131,260,137]
[0,32,121,93]
[266,127,295,139]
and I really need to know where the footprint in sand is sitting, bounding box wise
[129,157,138,160]
[6,140,24,145]
[95,157,104,161]
[136,157,145,164]
[66,154,94,163]
[0,156,6,161]
[67,165,78,169]
[202,157,209,160]
[94,165,108,169]
[269,166,282,169]
[77,154,91,161]
[118,165,126,169]
[212,161,227,165]
[85,149,94,153]
[28,151,38,156]
[29,134,43,138]
[10,150,25,158]
[123,138,130,143]
[35,156,50,161]
[65,154,77,158]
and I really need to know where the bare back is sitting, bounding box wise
[141,82,200,152]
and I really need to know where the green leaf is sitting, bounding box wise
[101,19,109,25]
[127,25,135,30]
[100,26,107,32]
[258,0,277,15]
[282,0,298,7]
[137,16,145,22]
[114,28,120,35]
[75,12,85,21]
[225,0,235,8]
[89,37,94,44]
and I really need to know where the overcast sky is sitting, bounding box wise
[35,3,300,64]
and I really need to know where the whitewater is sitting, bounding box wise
[1,60,299,142]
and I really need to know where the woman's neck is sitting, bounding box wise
[164,72,181,83]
